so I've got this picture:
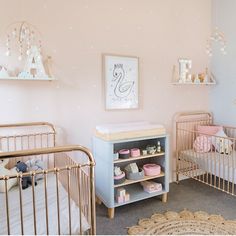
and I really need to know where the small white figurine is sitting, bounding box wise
[179,59,192,83]
[157,141,161,153]
[0,67,10,78]
[194,74,201,83]
[204,68,209,83]
[114,166,122,176]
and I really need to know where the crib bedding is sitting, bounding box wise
[180,149,236,183]
[0,175,90,235]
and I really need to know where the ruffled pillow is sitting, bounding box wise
[193,136,212,153]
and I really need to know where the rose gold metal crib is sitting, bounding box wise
[0,122,96,235]
[176,112,236,197]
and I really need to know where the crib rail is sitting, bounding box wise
[0,145,96,235]
[176,112,236,197]
[0,122,56,169]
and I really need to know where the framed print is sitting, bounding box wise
[103,54,139,110]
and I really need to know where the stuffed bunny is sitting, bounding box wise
[26,159,44,181]
[0,159,18,192]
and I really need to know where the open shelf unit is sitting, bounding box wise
[93,134,169,218]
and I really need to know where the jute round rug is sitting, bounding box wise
[128,210,236,235]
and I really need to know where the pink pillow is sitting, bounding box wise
[197,125,223,136]
[193,136,212,153]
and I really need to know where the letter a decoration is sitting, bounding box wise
[18,46,49,79]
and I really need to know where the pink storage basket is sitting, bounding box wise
[130,148,141,157]
[143,164,161,176]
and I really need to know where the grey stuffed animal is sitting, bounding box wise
[15,161,37,189]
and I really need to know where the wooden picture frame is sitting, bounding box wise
[103,54,139,110]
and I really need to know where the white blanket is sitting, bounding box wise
[0,175,90,235]
[181,149,236,183]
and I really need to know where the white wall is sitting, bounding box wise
[210,0,236,126]
[0,0,212,180]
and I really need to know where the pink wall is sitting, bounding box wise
[0,0,211,180]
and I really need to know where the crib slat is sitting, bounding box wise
[222,144,225,191]
[46,134,49,168]
[27,136,30,150]
[81,171,85,219]
[31,174,37,235]
[86,169,91,229]
[214,148,217,188]
[18,176,24,235]
[78,167,83,235]
[44,172,49,235]
[218,145,221,189]
[90,163,96,235]
[56,170,61,235]
[14,136,16,151]
[227,141,230,192]
[6,137,10,152]
[232,141,235,195]
[67,168,72,235]
[40,134,44,162]
[5,178,10,235]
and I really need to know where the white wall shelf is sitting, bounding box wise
[172,64,216,86]
[0,77,56,81]
[172,82,216,86]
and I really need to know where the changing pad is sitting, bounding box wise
[95,121,166,141]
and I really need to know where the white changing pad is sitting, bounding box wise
[95,121,166,141]
[181,149,236,183]
[0,175,90,235]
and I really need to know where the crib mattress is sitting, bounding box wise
[0,175,90,235]
[95,121,166,141]
[181,149,236,183]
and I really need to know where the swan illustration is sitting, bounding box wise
[112,64,134,98]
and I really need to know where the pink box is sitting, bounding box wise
[116,196,124,204]
[141,181,162,193]
[130,148,141,157]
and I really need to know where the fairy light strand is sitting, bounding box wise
[5,21,42,61]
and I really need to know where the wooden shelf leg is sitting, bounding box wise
[176,172,179,184]
[108,208,115,219]
[96,195,102,205]
[162,193,168,203]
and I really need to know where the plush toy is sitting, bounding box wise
[15,161,37,190]
[0,159,18,192]
[26,159,44,181]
